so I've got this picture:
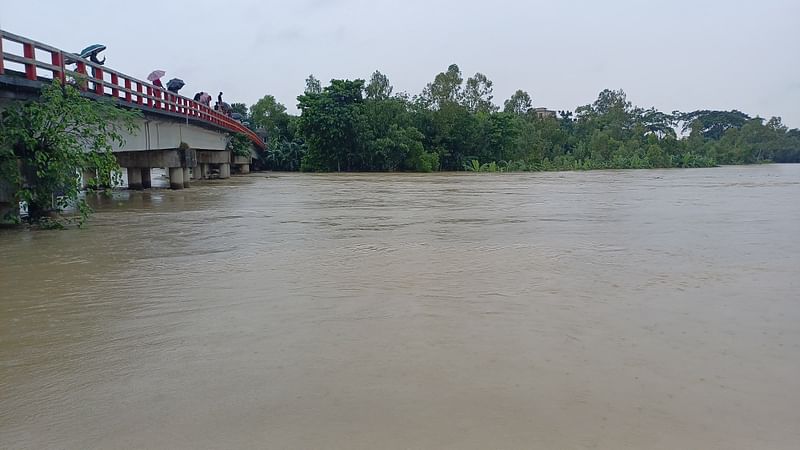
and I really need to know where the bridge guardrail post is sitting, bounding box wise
[51,50,65,84]
[23,42,36,80]
[125,78,132,102]
[75,61,87,90]
[137,82,144,105]
[92,66,103,95]
[110,73,119,98]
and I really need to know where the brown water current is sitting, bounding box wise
[1,165,799,449]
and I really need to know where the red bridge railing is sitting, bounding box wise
[0,29,264,149]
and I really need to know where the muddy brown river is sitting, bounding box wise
[1,166,799,449]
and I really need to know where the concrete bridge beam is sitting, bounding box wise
[196,150,231,165]
[114,148,195,169]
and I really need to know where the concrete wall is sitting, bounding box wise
[114,115,229,152]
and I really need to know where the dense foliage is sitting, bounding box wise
[236,65,799,172]
[228,133,253,157]
[0,81,139,226]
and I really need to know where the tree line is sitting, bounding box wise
[241,64,800,172]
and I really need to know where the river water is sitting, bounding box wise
[1,166,799,449]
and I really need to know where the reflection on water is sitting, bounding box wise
[1,166,799,449]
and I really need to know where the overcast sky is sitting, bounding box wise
[3,0,799,126]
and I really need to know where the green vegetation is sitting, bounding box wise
[228,133,253,157]
[234,65,799,172]
[0,81,139,226]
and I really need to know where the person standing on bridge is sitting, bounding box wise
[218,92,223,105]
[199,92,212,106]
[147,70,166,89]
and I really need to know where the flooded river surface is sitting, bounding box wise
[1,166,799,449]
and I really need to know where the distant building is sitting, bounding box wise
[532,107,557,119]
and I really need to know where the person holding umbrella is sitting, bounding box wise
[64,44,106,65]
[166,78,185,94]
[147,70,165,88]
[79,44,106,65]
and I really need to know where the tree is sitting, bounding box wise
[419,64,463,109]
[368,125,425,171]
[504,90,533,115]
[297,79,366,171]
[229,102,248,118]
[592,89,631,115]
[271,69,800,173]
[463,73,498,113]
[267,140,306,171]
[250,95,290,141]
[676,110,750,140]
[0,80,139,226]
[575,89,634,141]
[635,107,676,138]
[228,133,253,157]
[304,74,322,95]
[365,70,394,100]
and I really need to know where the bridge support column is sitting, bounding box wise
[219,163,231,179]
[239,164,250,174]
[183,168,191,188]
[127,168,143,190]
[141,169,152,189]
[199,164,209,179]
[169,167,184,190]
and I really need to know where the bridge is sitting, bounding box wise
[0,29,265,190]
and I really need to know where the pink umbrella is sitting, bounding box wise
[147,70,165,81]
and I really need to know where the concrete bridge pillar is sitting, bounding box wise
[183,168,191,188]
[127,168,143,190]
[199,164,209,179]
[219,163,231,179]
[141,169,152,189]
[239,164,250,174]
[169,167,184,190]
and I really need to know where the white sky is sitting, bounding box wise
[2,0,799,126]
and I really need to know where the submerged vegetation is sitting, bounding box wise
[246,65,800,172]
